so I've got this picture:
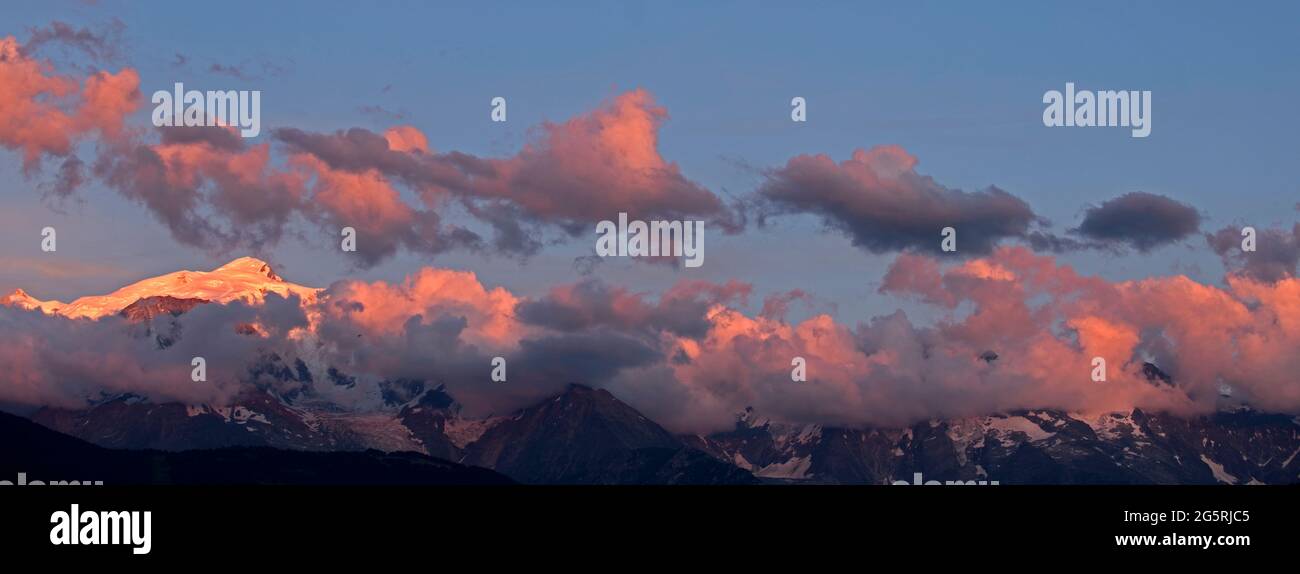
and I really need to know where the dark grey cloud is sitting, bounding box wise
[756,146,1041,255]
[92,132,302,253]
[1072,192,1201,252]
[274,127,486,205]
[516,279,749,339]
[515,330,661,387]
[159,125,246,152]
[1206,223,1300,282]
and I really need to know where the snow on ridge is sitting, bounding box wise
[770,422,822,448]
[731,452,754,471]
[183,403,270,425]
[1083,411,1147,442]
[1,288,65,313]
[945,418,988,466]
[1199,454,1239,484]
[755,455,812,480]
[444,416,502,449]
[1282,446,1300,468]
[985,415,1056,446]
[322,411,425,453]
[7,256,319,320]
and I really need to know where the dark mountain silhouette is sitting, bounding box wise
[690,407,1300,484]
[32,389,337,451]
[465,384,757,484]
[21,376,1300,485]
[0,410,511,485]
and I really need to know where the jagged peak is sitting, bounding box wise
[1,287,63,313]
[736,406,771,430]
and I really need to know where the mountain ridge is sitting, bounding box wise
[25,380,1300,485]
[8,257,1300,485]
[0,408,511,485]
[3,256,318,319]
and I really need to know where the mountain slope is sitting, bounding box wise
[31,387,340,451]
[691,408,1300,485]
[30,378,1298,485]
[0,410,511,485]
[395,384,468,461]
[465,384,756,484]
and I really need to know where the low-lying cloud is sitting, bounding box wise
[6,249,1300,435]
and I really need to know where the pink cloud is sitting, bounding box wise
[0,36,139,172]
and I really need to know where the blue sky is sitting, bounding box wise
[2,0,1297,324]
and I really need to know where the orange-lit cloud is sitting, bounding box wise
[0,36,138,174]
[7,38,734,267]
[466,89,737,229]
[383,125,428,153]
[318,266,522,349]
[276,90,742,258]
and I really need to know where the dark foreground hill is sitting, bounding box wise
[0,410,511,485]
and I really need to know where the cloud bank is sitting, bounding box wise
[3,40,742,268]
[6,248,1300,435]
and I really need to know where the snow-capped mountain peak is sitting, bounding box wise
[214,256,284,281]
[1,287,65,314]
[3,257,320,319]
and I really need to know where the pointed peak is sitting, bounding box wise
[736,406,770,429]
[1,288,65,313]
[2,288,48,308]
[552,384,619,406]
[214,256,281,281]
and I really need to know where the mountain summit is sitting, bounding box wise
[214,256,284,281]
[2,257,319,319]
[0,287,63,314]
